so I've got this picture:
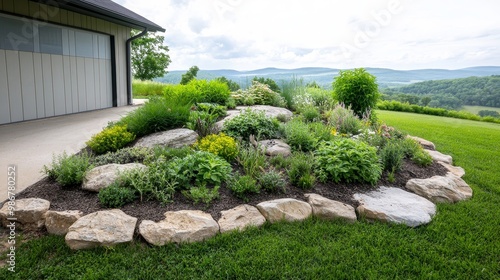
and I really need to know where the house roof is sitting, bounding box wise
[33,0,165,32]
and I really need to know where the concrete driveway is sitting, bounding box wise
[0,104,142,203]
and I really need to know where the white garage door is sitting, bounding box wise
[0,14,113,125]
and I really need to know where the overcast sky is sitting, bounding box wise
[116,0,500,71]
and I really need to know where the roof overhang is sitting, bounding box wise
[31,0,165,32]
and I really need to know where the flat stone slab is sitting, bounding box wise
[218,204,266,233]
[45,210,83,235]
[256,198,312,223]
[353,187,436,227]
[0,198,50,230]
[304,193,357,223]
[139,210,219,246]
[425,149,452,164]
[65,209,137,250]
[258,139,291,157]
[82,163,147,192]
[439,162,465,178]
[407,136,436,150]
[134,128,198,148]
[406,174,473,203]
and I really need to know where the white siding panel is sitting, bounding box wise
[63,56,72,113]
[41,53,54,117]
[32,53,45,118]
[69,56,78,112]
[5,51,23,122]
[93,58,101,109]
[76,57,86,111]
[98,60,107,107]
[51,55,65,115]
[0,50,10,124]
[84,58,95,110]
[19,52,37,120]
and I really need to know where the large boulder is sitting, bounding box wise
[425,149,453,164]
[44,210,83,235]
[218,204,266,233]
[139,210,219,246]
[405,174,473,203]
[82,163,147,192]
[256,198,312,223]
[407,135,436,150]
[353,187,436,227]
[0,198,50,230]
[304,193,357,223]
[65,209,137,250]
[134,128,198,148]
[215,105,293,131]
[258,139,291,157]
[439,162,465,178]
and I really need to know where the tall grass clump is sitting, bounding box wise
[280,77,306,110]
[132,80,168,97]
[326,103,363,135]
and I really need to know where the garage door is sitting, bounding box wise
[0,14,113,125]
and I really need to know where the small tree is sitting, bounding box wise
[131,31,171,81]
[333,68,379,117]
[252,77,281,93]
[215,76,240,91]
[180,66,199,85]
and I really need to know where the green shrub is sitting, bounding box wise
[91,147,152,166]
[258,170,286,193]
[281,119,316,152]
[195,103,227,119]
[98,183,136,208]
[227,175,260,202]
[399,138,421,158]
[143,146,193,165]
[119,96,191,137]
[182,186,220,206]
[237,146,267,178]
[188,79,231,105]
[193,133,238,161]
[379,141,405,173]
[232,81,286,107]
[412,149,433,167]
[300,105,321,122]
[333,68,379,117]
[288,153,316,189]
[186,110,218,137]
[222,109,279,141]
[132,80,167,97]
[308,122,335,142]
[315,139,382,185]
[269,154,292,169]
[326,104,363,135]
[43,152,93,187]
[252,77,281,93]
[86,124,136,154]
[306,87,336,112]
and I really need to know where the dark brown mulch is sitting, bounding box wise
[16,159,448,233]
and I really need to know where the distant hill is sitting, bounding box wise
[156,66,500,89]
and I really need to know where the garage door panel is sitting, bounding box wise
[41,53,54,117]
[51,55,66,115]
[33,53,45,118]
[19,52,37,120]
[6,50,23,122]
[70,56,78,112]
[84,58,96,110]
[0,50,11,124]
[63,56,73,114]
[76,56,86,112]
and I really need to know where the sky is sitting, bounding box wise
[115,0,500,71]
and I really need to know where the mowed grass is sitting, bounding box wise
[1,111,499,279]
[461,105,500,115]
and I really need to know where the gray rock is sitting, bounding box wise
[44,210,83,235]
[65,209,137,250]
[134,128,198,148]
[258,139,291,157]
[407,136,436,150]
[256,198,312,223]
[425,149,453,164]
[82,163,147,192]
[0,198,50,230]
[218,204,266,233]
[139,210,219,246]
[353,187,436,227]
[439,162,465,178]
[406,175,473,203]
[304,193,357,223]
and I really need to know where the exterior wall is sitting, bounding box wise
[0,0,131,124]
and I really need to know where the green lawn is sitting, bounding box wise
[461,105,500,115]
[2,111,499,279]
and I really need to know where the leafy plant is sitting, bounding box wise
[333,68,380,117]
[195,103,227,119]
[308,122,335,142]
[269,154,292,169]
[232,81,285,107]
[326,103,363,135]
[227,175,260,202]
[91,147,152,166]
[193,133,238,162]
[222,109,279,141]
[258,170,286,193]
[315,139,382,185]
[300,105,321,122]
[237,146,267,178]
[281,118,317,152]
[379,141,405,174]
[186,110,217,137]
[98,183,136,208]
[287,153,316,189]
[412,149,433,167]
[143,146,193,165]
[182,186,220,206]
[188,79,231,105]
[86,124,136,155]
[43,152,93,187]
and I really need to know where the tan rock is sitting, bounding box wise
[0,198,50,230]
[82,163,147,192]
[44,210,83,235]
[439,162,465,177]
[258,139,291,157]
[134,128,198,148]
[256,198,312,223]
[65,209,137,250]
[425,149,453,164]
[139,210,219,246]
[218,204,266,233]
[407,136,436,150]
[406,175,472,203]
[304,193,357,223]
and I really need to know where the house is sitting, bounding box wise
[0,0,164,125]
